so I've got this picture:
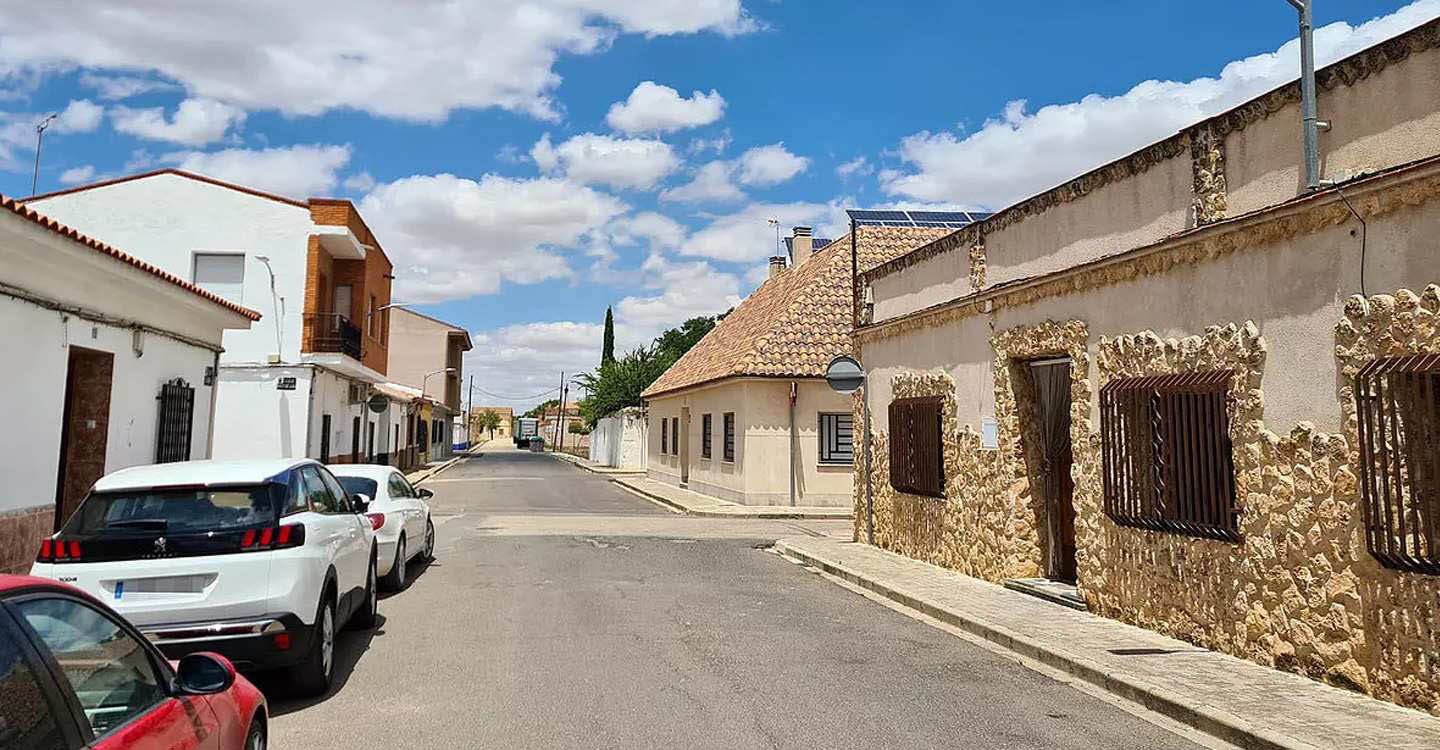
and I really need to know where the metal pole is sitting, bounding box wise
[863,388,874,545]
[789,381,797,507]
[558,383,568,452]
[467,375,474,446]
[1287,0,1324,191]
[31,113,57,196]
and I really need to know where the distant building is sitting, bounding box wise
[0,196,257,572]
[470,406,514,441]
[386,307,472,462]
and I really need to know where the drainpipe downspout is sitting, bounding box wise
[1288,0,1329,191]
[789,380,798,507]
[206,350,220,458]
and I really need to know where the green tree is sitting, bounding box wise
[472,409,503,439]
[602,306,615,366]
[525,399,560,418]
[576,314,721,426]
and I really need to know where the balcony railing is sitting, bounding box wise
[304,313,363,360]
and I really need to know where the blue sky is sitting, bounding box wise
[2,1,1435,409]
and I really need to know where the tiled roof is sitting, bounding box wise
[1,194,262,321]
[642,226,952,398]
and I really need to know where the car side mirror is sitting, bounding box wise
[417,488,434,499]
[174,653,235,695]
[352,493,372,513]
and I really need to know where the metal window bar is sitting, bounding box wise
[661,417,667,455]
[702,414,713,459]
[819,413,854,464]
[1100,371,1239,541]
[889,397,944,497]
[723,413,735,462]
[1355,354,1440,575]
[155,378,194,463]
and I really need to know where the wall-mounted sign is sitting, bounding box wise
[367,394,388,414]
[980,417,999,450]
[276,376,297,391]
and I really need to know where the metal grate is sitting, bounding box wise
[723,412,735,462]
[888,396,944,497]
[819,413,854,464]
[155,378,194,463]
[661,417,668,455]
[1100,371,1239,542]
[1355,354,1440,575]
[702,414,713,459]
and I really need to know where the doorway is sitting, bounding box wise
[54,347,114,530]
[1028,357,1077,582]
[351,415,361,462]
[334,284,353,323]
[679,407,691,486]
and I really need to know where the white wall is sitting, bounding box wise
[28,173,316,365]
[589,408,647,469]
[2,296,219,514]
[308,369,371,461]
[211,366,314,460]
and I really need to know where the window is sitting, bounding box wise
[1100,371,1238,541]
[819,413,854,464]
[300,467,342,513]
[16,596,166,738]
[701,414,713,459]
[889,397,944,497]
[723,412,735,462]
[368,295,377,338]
[661,417,668,455]
[1354,355,1440,575]
[388,473,414,499]
[336,476,378,502]
[64,486,283,535]
[0,620,66,750]
[284,472,310,515]
[154,378,194,463]
[671,417,680,455]
[315,467,352,512]
[192,252,244,304]
[320,414,332,463]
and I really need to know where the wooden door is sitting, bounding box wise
[54,348,114,530]
[1029,358,1077,582]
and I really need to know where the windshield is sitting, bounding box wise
[63,484,285,535]
[335,476,378,501]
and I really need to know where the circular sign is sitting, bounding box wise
[367,393,388,414]
[824,355,865,394]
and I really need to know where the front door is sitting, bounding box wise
[54,347,114,530]
[1029,358,1077,582]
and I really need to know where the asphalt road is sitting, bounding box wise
[263,444,1200,749]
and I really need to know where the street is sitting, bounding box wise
[262,445,1201,749]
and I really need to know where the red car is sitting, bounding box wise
[0,574,267,750]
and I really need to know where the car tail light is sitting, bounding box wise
[241,523,306,551]
[36,539,82,564]
[273,633,292,651]
[366,513,385,531]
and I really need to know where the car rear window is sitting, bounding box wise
[63,484,285,535]
[335,476,378,500]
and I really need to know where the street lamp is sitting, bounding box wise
[421,367,455,400]
[365,301,409,342]
[825,356,874,545]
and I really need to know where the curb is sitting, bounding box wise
[407,442,488,485]
[773,539,1309,750]
[549,451,646,477]
[615,479,853,520]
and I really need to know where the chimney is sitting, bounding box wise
[789,226,814,266]
[768,255,787,280]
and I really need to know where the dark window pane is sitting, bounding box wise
[0,624,66,750]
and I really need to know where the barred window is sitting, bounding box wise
[660,417,668,455]
[155,378,194,463]
[723,412,735,462]
[889,397,943,497]
[702,414,713,459]
[1355,355,1440,575]
[1100,371,1238,541]
[819,413,854,464]
[671,418,680,455]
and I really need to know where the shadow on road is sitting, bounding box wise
[254,613,387,716]
[379,556,437,601]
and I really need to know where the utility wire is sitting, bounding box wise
[472,385,561,401]
[1330,183,1368,297]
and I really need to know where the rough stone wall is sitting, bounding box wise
[1190,126,1228,226]
[0,506,54,574]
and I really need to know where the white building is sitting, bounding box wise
[588,407,648,470]
[0,195,257,573]
[24,170,408,467]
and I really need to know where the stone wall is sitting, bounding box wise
[0,506,53,574]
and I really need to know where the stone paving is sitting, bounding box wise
[774,536,1440,750]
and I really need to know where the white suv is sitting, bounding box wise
[30,458,378,696]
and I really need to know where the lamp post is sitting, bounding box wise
[422,367,456,458]
[825,356,874,545]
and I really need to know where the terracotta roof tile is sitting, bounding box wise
[642,226,951,398]
[1,193,263,321]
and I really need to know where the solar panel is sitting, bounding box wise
[846,208,991,228]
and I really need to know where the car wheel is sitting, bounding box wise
[244,718,266,750]
[351,553,379,629]
[291,594,334,697]
[380,535,406,591]
[421,517,436,562]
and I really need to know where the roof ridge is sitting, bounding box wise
[22,168,312,208]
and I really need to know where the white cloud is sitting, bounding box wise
[607,211,688,250]
[111,98,245,146]
[0,2,756,123]
[659,160,744,203]
[680,201,830,263]
[55,99,103,133]
[358,173,629,302]
[605,80,726,134]
[836,156,873,180]
[58,165,95,184]
[496,143,527,165]
[342,171,376,192]
[530,132,680,190]
[688,130,731,155]
[0,100,101,171]
[463,320,606,412]
[734,142,808,186]
[77,73,180,101]
[614,253,742,336]
[163,143,352,198]
[882,1,1440,208]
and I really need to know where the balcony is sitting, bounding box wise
[303,313,363,360]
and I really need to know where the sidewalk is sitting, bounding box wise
[612,475,852,520]
[548,449,646,476]
[404,439,489,485]
[773,536,1440,750]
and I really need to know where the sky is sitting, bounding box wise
[2,1,1437,412]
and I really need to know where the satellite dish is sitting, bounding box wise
[824,355,865,394]
[367,393,388,414]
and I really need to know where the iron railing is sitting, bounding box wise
[1355,354,1440,575]
[303,313,363,360]
[1100,371,1240,542]
[155,378,195,463]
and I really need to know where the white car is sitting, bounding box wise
[30,458,378,697]
[329,465,435,591]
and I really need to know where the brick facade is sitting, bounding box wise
[303,200,394,376]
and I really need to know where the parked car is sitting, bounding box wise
[30,458,378,697]
[329,465,436,591]
[0,574,267,749]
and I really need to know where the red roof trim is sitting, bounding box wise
[22,168,310,209]
[1,194,263,321]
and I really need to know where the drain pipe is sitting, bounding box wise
[1285,0,1331,191]
[789,380,798,507]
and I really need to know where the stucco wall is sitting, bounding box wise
[211,366,314,460]
[386,309,456,403]
[589,408,647,469]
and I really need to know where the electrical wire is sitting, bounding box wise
[472,385,562,401]
[1331,184,1368,297]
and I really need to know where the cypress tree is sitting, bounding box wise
[602,306,616,365]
